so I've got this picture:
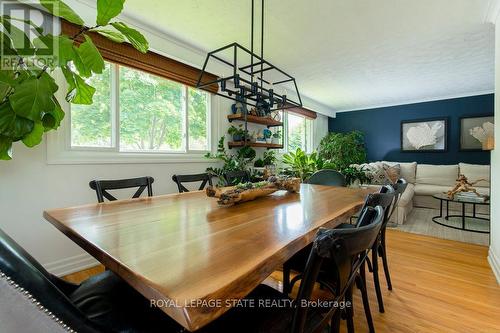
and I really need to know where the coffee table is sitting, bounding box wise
[432,193,490,234]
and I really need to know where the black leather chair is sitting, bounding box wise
[89,177,154,203]
[199,205,385,333]
[0,228,181,332]
[172,173,212,193]
[306,169,347,187]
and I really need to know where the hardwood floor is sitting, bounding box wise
[64,230,500,332]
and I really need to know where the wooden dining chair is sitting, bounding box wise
[199,206,385,333]
[306,169,347,187]
[172,173,212,193]
[89,176,154,203]
[0,227,181,333]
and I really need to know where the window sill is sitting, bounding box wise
[46,147,218,165]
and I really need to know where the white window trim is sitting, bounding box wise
[280,112,313,154]
[46,70,219,165]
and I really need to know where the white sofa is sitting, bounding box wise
[363,162,490,225]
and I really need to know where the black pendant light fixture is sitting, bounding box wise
[196,0,302,113]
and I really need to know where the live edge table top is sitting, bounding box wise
[44,184,371,331]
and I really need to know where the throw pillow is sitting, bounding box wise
[360,162,391,185]
[383,163,401,184]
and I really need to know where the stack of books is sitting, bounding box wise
[454,192,489,203]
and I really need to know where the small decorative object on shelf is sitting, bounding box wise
[206,176,301,206]
[231,96,248,115]
[271,110,282,122]
[445,174,488,200]
[228,124,248,142]
[263,129,272,143]
[272,130,281,144]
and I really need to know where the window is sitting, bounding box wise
[285,112,312,153]
[70,62,210,153]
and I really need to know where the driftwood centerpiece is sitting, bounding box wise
[206,176,301,206]
[446,174,487,199]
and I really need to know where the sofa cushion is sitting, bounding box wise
[416,164,458,186]
[459,163,490,187]
[414,184,451,196]
[382,161,417,183]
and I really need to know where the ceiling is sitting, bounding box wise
[121,0,494,113]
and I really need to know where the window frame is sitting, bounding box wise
[70,62,211,154]
[282,111,313,154]
[47,65,217,165]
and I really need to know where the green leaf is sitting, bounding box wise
[110,22,148,53]
[62,67,96,104]
[96,0,125,26]
[0,16,33,53]
[43,98,65,129]
[9,73,57,121]
[72,74,96,104]
[22,121,44,147]
[11,116,34,140]
[39,0,84,26]
[77,35,105,75]
[0,102,16,134]
[91,28,126,43]
[0,135,12,160]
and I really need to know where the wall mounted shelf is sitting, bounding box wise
[227,114,283,127]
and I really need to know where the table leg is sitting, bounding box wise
[445,200,449,220]
[473,204,476,218]
[439,199,443,218]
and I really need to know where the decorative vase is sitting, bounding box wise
[265,138,272,144]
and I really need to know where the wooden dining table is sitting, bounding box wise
[43,184,371,331]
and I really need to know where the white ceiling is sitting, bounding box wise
[121,0,495,112]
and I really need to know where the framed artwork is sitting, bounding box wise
[459,115,494,151]
[401,118,447,152]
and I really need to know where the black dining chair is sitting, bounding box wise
[172,173,212,193]
[199,205,385,333]
[89,176,154,203]
[306,169,347,187]
[224,170,250,186]
[374,178,408,293]
[0,228,181,333]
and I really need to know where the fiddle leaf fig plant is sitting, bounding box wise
[0,0,149,160]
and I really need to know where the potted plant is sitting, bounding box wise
[254,158,265,167]
[272,130,281,144]
[263,128,272,144]
[228,124,247,142]
[262,150,277,166]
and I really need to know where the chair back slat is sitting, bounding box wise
[89,177,154,203]
[172,173,212,193]
[389,178,408,219]
[291,205,385,333]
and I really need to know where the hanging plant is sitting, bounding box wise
[0,0,149,160]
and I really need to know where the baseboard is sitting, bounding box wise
[488,248,500,285]
[44,253,99,277]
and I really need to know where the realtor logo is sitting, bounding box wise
[0,0,59,70]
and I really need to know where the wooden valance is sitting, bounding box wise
[61,21,219,94]
[287,105,317,119]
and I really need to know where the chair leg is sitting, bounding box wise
[330,308,341,333]
[359,263,376,333]
[380,234,393,291]
[366,257,373,272]
[283,265,291,294]
[345,286,355,333]
[371,248,385,313]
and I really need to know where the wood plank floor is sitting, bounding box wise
[64,230,500,332]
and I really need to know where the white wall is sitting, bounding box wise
[489,16,500,284]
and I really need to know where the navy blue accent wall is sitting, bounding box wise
[329,94,493,165]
